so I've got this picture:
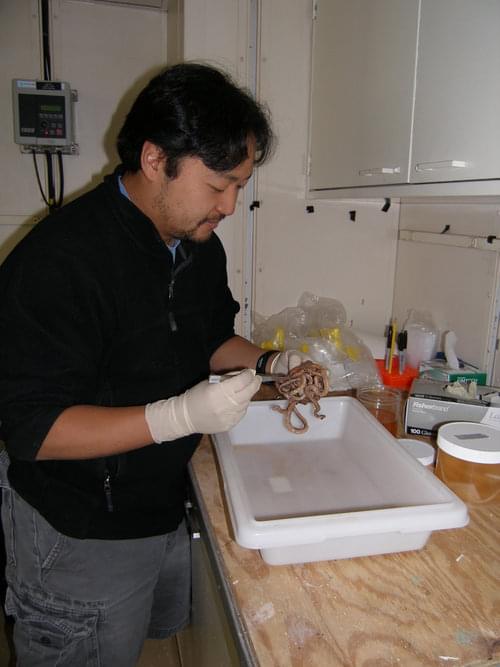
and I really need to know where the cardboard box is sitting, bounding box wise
[405,378,497,437]
[419,359,487,384]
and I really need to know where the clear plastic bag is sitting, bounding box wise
[296,292,347,331]
[252,292,379,390]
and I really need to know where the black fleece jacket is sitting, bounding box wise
[0,168,239,539]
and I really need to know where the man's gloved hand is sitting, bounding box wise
[270,350,312,375]
[145,369,261,443]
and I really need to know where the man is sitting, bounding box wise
[0,63,306,666]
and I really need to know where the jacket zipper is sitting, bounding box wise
[167,245,193,332]
[103,472,114,512]
[168,277,178,331]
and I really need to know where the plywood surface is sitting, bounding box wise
[191,435,500,666]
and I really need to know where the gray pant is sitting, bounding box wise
[0,469,191,667]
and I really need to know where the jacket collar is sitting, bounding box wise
[102,166,195,262]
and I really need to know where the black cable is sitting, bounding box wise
[31,2,65,211]
[56,151,64,208]
[45,151,57,212]
[41,0,52,80]
[32,151,51,207]
[32,151,64,211]
[40,2,65,210]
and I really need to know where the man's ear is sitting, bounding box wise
[140,141,166,182]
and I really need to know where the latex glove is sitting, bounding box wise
[270,350,312,375]
[145,369,261,443]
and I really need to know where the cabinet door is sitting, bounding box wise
[176,513,242,666]
[411,0,500,183]
[309,0,419,190]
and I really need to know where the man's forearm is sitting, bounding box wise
[209,335,275,374]
[38,335,270,461]
[37,404,152,461]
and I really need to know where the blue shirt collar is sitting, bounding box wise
[117,174,180,257]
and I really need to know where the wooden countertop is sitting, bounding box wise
[189,390,500,667]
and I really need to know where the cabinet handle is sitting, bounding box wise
[415,160,470,172]
[359,167,401,176]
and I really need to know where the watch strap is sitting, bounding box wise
[255,350,279,375]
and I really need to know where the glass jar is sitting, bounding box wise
[435,422,500,505]
[356,386,402,436]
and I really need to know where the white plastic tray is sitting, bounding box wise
[213,397,469,565]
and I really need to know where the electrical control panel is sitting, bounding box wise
[12,79,77,152]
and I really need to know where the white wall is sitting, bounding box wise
[183,0,399,340]
[393,199,500,373]
[2,0,398,343]
[0,0,43,262]
[183,0,500,379]
[5,0,498,374]
[183,0,254,334]
[256,0,398,333]
[49,0,168,197]
[0,0,169,261]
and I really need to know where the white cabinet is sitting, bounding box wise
[309,0,419,190]
[308,0,500,197]
[411,0,500,184]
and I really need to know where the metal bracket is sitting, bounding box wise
[20,144,79,155]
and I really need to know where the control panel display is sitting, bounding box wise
[12,79,75,149]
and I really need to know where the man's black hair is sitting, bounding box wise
[117,62,274,177]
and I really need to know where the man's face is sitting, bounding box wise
[152,140,256,244]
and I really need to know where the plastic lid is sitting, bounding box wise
[398,438,436,466]
[437,422,500,464]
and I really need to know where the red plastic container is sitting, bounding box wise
[375,358,418,391]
